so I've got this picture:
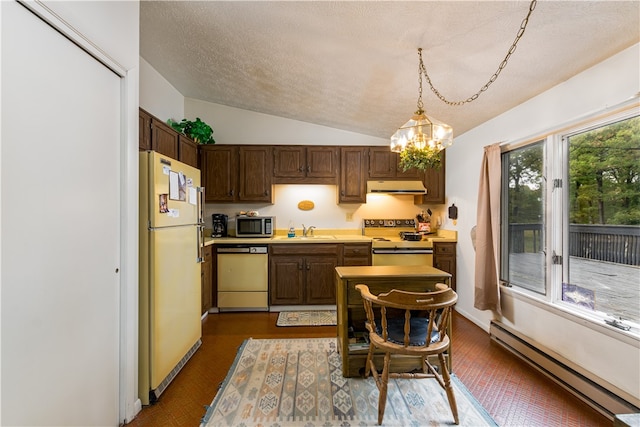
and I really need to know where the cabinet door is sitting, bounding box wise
[200,146,237,202]
[201,245,213,314]
[305,255,338,304]
[238,146,273,202]
[270,255,305,305]
[178,135,198,168]
[434,242,456,291]
[395,154,421,178]
[306,146,338,180]
[339,147,367,203]
[369,146,420,179]
[273,146,305,179]
[368,147,395,178]
[139,108,152,151]
[150,118,179,159]
[415,150,446,204]
[342,243,371,266]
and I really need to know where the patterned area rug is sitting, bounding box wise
[200,337,497,427]
[276,310,337,327]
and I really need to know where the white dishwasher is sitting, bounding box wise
[217,245,269,311]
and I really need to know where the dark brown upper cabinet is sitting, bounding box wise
[338,146,367,204]
[414,150,446,205]
[273,146,338,184]
[200,145,273,203]
[368,146,420,179]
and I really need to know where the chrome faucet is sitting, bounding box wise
[302,224,316,237]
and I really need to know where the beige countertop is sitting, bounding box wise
[335,264,452,279]
[204,235,371,245]
[203,229,457,246]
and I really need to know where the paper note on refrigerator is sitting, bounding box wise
[189,187,197,206]
[169,170,179,200]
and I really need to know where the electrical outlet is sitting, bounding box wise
[346,212,353,222]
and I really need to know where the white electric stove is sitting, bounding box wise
[363,218,434,266]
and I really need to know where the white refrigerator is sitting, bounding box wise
[139,151,204,405]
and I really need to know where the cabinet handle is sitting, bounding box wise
[229,189,234,197]
[306,165,310,173]
[298,262,303,270]
[306,262,310,270]
[299,166,304,172]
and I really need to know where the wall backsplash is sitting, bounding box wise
[203,184,445,232]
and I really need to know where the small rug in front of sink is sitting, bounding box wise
[276,310,336,326]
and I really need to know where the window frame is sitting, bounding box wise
[499,100,640,341]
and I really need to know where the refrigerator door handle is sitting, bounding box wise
[196,186,205,263]
[197,186,205,225]
[196,225,204,263]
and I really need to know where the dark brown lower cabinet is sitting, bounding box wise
[433,241,456,291]
[201,244,213,314]
[342,243,371,266]
[270,244,338,305]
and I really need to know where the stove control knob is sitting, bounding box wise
[378,220,384,226]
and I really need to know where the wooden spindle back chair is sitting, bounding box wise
[355,283,459,425]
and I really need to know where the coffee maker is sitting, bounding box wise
[211,214,228,237]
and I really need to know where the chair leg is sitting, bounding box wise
[438,353,459,425]
[377,352,391,425]
[364,342,374,377]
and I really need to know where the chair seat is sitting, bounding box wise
[374,317,440,346]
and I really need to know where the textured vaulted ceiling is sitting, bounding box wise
[140,1,639,139]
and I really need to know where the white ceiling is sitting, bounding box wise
[140,1,639,140]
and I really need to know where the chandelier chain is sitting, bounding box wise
[416,49,425,113]
[421,0,537,107]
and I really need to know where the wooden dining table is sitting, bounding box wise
[334,265,452,377]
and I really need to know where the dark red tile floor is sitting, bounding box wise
[126,311,610,426]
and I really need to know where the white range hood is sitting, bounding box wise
[366,180,427,195]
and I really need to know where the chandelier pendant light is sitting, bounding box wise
[391,0,537,170]
[391,48,452,170]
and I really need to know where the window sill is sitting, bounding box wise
[500,285,639,346]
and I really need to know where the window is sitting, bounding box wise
[501,141,546,294]
[501,113,640,333]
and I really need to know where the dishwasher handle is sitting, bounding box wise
[217,246,268,254]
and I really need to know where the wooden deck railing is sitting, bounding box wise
[509,223,640,266]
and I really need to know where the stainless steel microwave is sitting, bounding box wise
[230,216,275,237]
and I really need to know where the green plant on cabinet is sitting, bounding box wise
[167,117,215,144]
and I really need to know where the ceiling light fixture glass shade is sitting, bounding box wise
[390,111,453,153]
[390,48,453,160]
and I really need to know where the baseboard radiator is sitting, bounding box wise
[490,321,639,420]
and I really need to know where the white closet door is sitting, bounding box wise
[1,2,120,425]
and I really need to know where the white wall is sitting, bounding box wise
[203,185,446,232]
[186,98,389,147]
[447,44,640,402]
[140,57,185,121]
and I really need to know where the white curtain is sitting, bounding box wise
[474,143,502,313]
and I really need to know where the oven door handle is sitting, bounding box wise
[372,248,433,254]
